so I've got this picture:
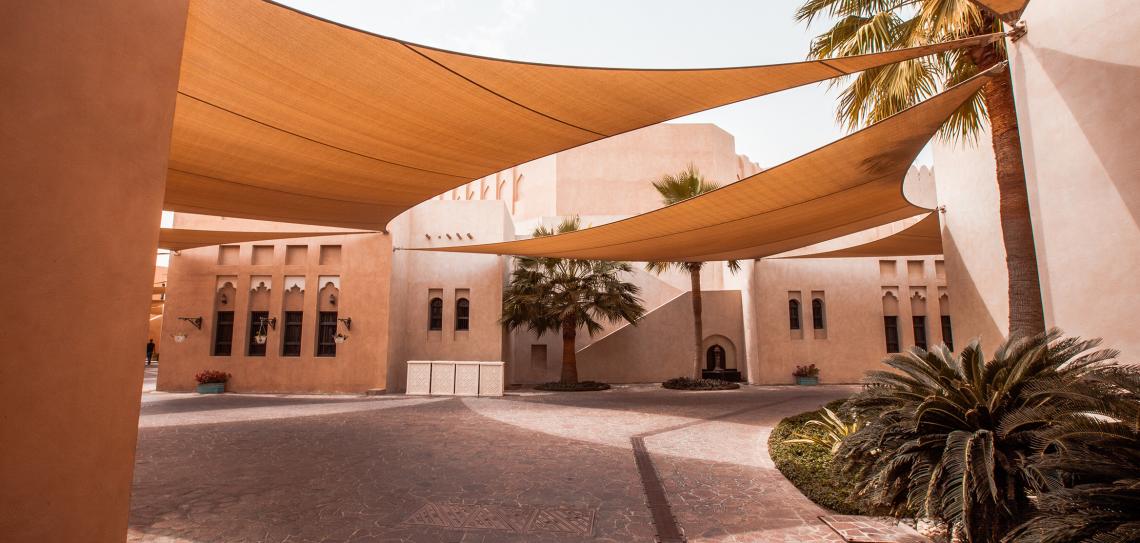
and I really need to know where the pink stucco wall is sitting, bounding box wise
[158,215,392,393]
[932,0,1139,358]
[1010,0,1140,358]
[747,255,949,385]
[575,290,746,383]
[386,200,515,391]
[0,2,188,540]
[933,131,1009,350]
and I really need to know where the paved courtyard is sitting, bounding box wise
[129,372,867,542]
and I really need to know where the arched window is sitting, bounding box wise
[812,299,825,330]
[788,299,801,330]
[428,298,443,331]
[455,298,470,331]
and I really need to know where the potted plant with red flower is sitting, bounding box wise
[195,370,231,394]
[792,364,819,386]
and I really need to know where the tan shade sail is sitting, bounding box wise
[166,0,1002,230]
[420,67,998,262]
[157,228,366,252]
[972,0,1029,17]
[781,212,942,259]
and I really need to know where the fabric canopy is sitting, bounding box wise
[972,0,1029,17]
[165,0,1001,230]
[781,212,942,259]
[420,67,998,262]
[157,228,365,252]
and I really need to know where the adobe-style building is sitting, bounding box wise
[157,123,952,393]
[7,2,1137,541]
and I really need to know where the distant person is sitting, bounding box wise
[146,339,155,366]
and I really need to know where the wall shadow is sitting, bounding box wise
[1029,47,1140,224]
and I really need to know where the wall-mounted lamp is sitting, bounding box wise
[178,316,203,329]
[329,293,337,306]
[252,316,276,345]
[333,333,349,344]
[172,333,188,343]
[219,292,228,304]
[338,317,352,331]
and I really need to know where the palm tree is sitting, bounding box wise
[645,165,740,379]
[838,331,1121,542]
[795,0,1045,339]
[1007,362,1140,542]
[502,217,646,384]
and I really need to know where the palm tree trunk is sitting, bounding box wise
[688,262,704,379]
[982,63,1046,339]
[560,316,578,384]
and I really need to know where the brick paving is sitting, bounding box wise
[129,383,872,542]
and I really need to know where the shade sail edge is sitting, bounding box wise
[158,228,374,252]
[409,66,998,261]
[775,212,943,259]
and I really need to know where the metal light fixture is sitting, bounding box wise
[219,292,228,304]
[172,333,188,343]
[329,293,337,306]
[178,316,203,329]
[253,316,276,345]
[333,317,351,343]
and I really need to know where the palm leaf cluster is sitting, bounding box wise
[502,217,645,384]
[1006,364,1140,542]
[838,331,1136,542]
[784,407,863,454]
[796,0,1003,140]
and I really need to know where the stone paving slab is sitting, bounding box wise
[819,516,930,543]
[129,384,860,542]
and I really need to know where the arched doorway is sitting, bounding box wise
[701,335,741,381]
[706,345,726,370]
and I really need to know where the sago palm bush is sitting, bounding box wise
[839,331,1121,542]
[1006,364,1140,543]
[502,217,646,384]
[645,164,739,378]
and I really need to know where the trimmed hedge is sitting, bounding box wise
[662,377,741,390]
[767,399,878,515]
[534,381,611,392]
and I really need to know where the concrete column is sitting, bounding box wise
[0,1,188,540]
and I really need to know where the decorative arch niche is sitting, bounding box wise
[701,334,737,370]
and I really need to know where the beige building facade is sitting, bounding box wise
[159,123,951,391]
[934,0,1140,360]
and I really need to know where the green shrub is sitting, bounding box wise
[534,381,611,392]
[662,377,741,390]
[768,399,878,515]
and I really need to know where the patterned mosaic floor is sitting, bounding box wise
[402,502,595,535]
